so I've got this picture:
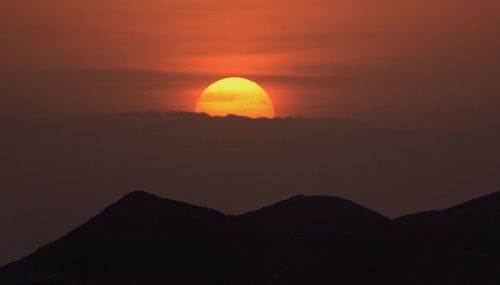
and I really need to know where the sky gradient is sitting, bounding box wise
[1,0,499,123]
[1,0,500,267]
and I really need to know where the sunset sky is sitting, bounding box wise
[1,0,499,123]
[1,0,500,268]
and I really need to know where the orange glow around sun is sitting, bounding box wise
[195,77,275,118]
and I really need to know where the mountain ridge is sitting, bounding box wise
[1,189,500,285]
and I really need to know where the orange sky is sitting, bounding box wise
[1,0,499,123]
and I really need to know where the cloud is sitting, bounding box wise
[0,0,499,122]
[0,69,212,118]
[1,112,499,265]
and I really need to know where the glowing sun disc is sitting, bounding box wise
[195,77,275,118]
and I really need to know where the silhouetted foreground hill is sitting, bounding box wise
[3,111,500,267]
[391,191,500,284]
[1,191,500,285]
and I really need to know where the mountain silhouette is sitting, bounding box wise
[3,111,499,268]
[391,191,500,284]
[1,190,500,284]
[0,191,239,284]
[396,190,500,237]
[242,195,390,235]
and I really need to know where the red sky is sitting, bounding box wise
[1,0,500,266]
[1,0,499,123]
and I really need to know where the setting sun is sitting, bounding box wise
[195,77,275,118]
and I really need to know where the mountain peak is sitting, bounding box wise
[103,190,168,213]
[288,194,307,200]
[123,190,154,197]
[242,194,390,234]
[253,194,384,216]
[100,191,224,221]
[3,191,500,285]
[118,190,158,203]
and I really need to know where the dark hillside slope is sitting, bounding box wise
[2,190,500,285]
[0,191,237,284]
[391,190,500,284]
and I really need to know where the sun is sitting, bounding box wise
[195,77,275,118]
